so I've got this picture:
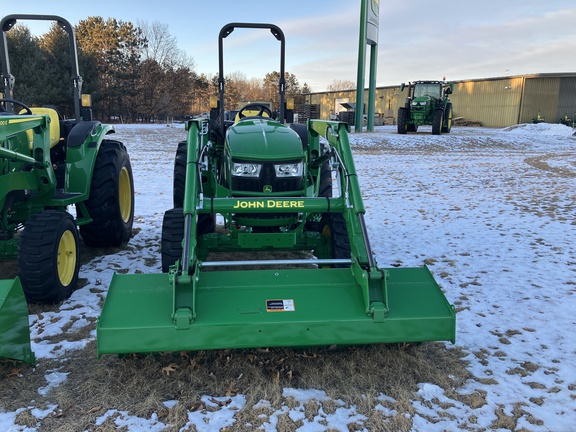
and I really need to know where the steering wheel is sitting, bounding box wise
[237,103,273,120]
[0,98,33,115]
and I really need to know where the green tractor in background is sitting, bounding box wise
[0,15,135,363]
[96,23,455,358]
[397,80,454,135]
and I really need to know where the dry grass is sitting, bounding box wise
[1,340,470,431]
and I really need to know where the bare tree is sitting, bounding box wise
[327,79,356,91]
[224,72,266,107]
[138,20,194,70]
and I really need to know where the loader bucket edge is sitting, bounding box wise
[97,267,455,357]
[0,277,35,363]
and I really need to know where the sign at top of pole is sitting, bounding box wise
[366,0,380,45]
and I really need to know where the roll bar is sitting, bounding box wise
[0,14,83,122]
[217,23,286,131]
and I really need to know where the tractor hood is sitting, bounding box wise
[225,119,304,161]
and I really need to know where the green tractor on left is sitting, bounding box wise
[0,14,135,363]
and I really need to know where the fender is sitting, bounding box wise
[66,120,102,147]
[65,122,116,197]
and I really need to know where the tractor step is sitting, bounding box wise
[0,277,35,363]
[97,267,455,356]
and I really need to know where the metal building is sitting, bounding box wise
[305,73,576,128]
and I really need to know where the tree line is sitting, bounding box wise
[2,17,312,123]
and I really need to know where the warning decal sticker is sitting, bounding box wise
[266,299,295,312]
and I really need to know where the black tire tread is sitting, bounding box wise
[320,213,351,265]
[397,108,408,134]
[161,208,184,272]
[18,210,80,303]
[80,140,134,247]
[432,109,443,135]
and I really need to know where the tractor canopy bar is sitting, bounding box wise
[218,23,285,131]
[1,14,83,122]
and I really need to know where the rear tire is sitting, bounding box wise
[80,140,134,247]
[18,211,80,303]
[442,103,453,133]
[173,141,216,234]
[318,163,350,266]
[319,161,332,198]
[432,109,443,135]
[161,208,184,272]
[320,213,351,266]
[397,108,408,134]
[289,123,308,148]
[173,141,187,208]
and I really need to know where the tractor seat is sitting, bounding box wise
[234,109,270,122]
[20,107,61,149]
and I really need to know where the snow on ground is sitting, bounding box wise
[2,123,576,431]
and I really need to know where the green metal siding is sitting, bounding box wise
[450,78,523,127]
[520,78,560,124]
[557,78,576,121]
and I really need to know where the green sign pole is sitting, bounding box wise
[355,0,380,132]
[355,0,367,133]
[367,44,377,131]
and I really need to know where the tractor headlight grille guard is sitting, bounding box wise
[231,162,262,177]
[231,159,303,193]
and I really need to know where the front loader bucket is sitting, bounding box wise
[97,266,455,357]
[0,277,35,363]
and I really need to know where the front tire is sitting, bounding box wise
[161,208,184,272]
[80,140,134,247]
[432,109,444,135]
[18,211,80,303]
[397,108,408,134]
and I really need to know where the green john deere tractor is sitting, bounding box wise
[97,23,455,357]
[1,15,135,363]
[397,80,454,135]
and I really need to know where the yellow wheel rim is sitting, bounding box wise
[57,230,77,286]
[119,166,132,223]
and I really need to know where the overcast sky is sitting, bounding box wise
[2,1,575,91]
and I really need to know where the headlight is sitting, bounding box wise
[274,162,303,177]
[232,162,262,177]
[412,101,427,106]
